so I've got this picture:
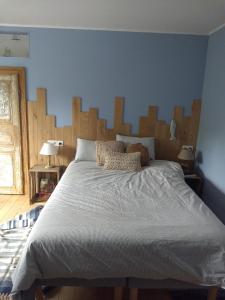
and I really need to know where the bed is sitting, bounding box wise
[11,160,225,300]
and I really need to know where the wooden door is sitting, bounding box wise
[0,74,23,194]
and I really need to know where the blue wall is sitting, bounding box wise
[197,27,225,222]
[0,27,207,132]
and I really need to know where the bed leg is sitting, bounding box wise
[114,287,123,300]
[35,287,44,300]
[129,288,138,300]
[207,287,218,300]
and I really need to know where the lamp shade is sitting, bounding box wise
[177,147,194,161]
[40,142,58,156]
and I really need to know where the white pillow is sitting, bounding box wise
[75,138,96,161]
[116,134,155,159]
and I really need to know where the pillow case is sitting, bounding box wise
[116,134,155,159]
[127,143,149,166]
[96,141,125,165]
[104,152,141,171]
[75,138,96,162]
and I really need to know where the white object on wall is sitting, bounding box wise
[0,32,29,57]
[170,119,176,140]
[48,140,64,146]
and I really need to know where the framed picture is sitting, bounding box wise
[0,32,29,57]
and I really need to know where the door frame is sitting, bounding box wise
[0,67,29,195]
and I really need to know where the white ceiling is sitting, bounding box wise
[0,0,225,35]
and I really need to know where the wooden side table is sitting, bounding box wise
[29,165,61,203]
[184,173,203,197]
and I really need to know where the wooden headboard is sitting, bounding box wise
[27,88,201,167]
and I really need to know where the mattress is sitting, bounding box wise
[11,160,225,297]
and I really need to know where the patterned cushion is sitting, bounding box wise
[127,143,150,166]
[104,152,141,171]
[96,141,125,165]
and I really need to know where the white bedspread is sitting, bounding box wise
[12,160,225,294]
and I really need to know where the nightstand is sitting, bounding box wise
[184,173,203,197]
[29,165,62,203]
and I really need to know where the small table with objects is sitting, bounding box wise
[29,165,62,203]
[184,173,203,197]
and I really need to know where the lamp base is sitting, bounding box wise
[180,161,194,175]
[44,164,52,169]
[44,155,52,169]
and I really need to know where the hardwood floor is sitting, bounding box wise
[0,194,45,223]
[46,287,172,300]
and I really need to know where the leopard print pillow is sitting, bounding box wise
[96,141,125,165]
[127,143,150,166]
[104,152,141,171]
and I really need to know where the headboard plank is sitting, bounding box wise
[139,106,158,137]
[28,101,38,167]
[72,97,81,141]
[189,100,202,146]
[27,88,201,167]
[114,97,123,130]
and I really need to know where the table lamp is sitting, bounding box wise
[177,146,194,173]
[40,142,58,169]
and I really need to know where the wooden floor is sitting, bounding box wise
[0,194,44,223]
[47,287,172,300]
